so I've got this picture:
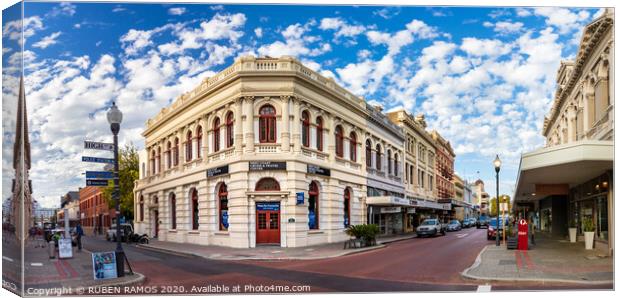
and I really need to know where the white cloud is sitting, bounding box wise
[533,7,591,34]
[3,16,44,43]
[515,8,532,17]
[47,2,76,17]
[254,27,263,38]
[258,22,330,58]
[32,31,62,49]
[460,38,512,57]
[168,7,186,16]
[319,17,366,40]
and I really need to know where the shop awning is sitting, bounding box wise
[366,196,412,207]
[514,140,613,203]
[410,199,447,210]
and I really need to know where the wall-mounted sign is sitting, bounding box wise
[92,251,118,280]
[84,141,115,151]
[82,156,115,164]
[85,171,114,179]
[249,161,286,171]
[307,164,330,176]
[407,208,416,214]
[256,202,280,211]
[380,207,401,214]
[86,179,110,187]
[296,192,304,205]
[207,165,229,177]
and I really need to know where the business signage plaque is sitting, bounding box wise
[86,179,110,186]
[307,164,331,176]
[207,165,229,177]
[85,171,114,179]
[256,202,280,211]
[249,161,287,171]
[84,141,114,151]
[380,207,401,214]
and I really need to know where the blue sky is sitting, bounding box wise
[2,2,604,208]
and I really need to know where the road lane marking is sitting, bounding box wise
[456,233,469,238]
[30,262,43,266]
[477,285,492,292]
[2,256,13,262]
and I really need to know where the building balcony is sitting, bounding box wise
[255,143,281,153]
[301,147,329,161]
[208,147,235,162]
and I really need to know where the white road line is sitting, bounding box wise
[477,285,492,292]
[30,262,43,266]
[2,256,13,262]
[456,233,469,238]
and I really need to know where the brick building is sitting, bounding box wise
[79,186,115,235]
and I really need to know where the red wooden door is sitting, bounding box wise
[256,203,280,245]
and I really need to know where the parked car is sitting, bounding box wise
[446,219,462,231]
[461,218,472,228]
[477,215,490,229]
[416,219,446,237]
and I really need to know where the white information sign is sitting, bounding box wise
[58,239,73,259]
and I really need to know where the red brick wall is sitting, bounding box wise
[79,186,116,234]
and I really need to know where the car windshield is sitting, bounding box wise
[450,220,459,224]
[421,219,437,225]
[489,219,507,227]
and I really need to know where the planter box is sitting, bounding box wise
[584,231,595,250]
[569,228,577,243]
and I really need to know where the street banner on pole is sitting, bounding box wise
[82,156,115,164]
[84,141,114,151]
[85,171,114,179]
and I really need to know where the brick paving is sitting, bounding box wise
[137,233,416,261]
[462,234,613,284]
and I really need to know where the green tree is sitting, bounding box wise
[102,144,139,221]
[489,195,512,217]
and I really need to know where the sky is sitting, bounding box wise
[1,1,605,208]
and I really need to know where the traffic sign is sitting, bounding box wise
[86,179,110,186]
[85,171,114,179]
[84,141,114,151]
[82,156,114,164]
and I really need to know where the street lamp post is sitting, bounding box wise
[107,102,125,277]
[493,155,501,247]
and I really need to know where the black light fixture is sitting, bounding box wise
[493,154,501,247]
[107,101,125,277]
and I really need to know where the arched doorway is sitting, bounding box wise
[255,178,281,245]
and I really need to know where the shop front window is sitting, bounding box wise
[219,184,229,231]
[309,181,319,230]
[597,196,608,240]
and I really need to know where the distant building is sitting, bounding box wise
[472,179,490,215]
[79,186,115,235]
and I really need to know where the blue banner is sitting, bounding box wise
[296,192,304,205]
[86,171,114,179]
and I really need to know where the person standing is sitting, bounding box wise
[76,223,84,251]
[529,217,536,246]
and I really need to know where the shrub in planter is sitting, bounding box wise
[568,218,578,243]
[582,217,595,250]
[345,225,364,239]
[362,224,380,246]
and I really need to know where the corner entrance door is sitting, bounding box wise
[256,202,280,245]
[153,210,159,238]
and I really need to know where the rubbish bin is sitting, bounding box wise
[48,241,56,259]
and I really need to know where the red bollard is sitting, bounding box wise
[518,219,528,250]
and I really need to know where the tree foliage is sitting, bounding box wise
[489,195,512,217]
[102,144,139,220]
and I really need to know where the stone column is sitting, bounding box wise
[327,115,335,161]
[360,132,367,172]
[567,108,576,142]
[244,96,255,153]
[234,98,243,153]
[281,96,290,152]
[292,98,301,153]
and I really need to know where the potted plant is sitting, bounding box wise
[582,217,595,250]
[345,225,363,239]
[568,218,577,243]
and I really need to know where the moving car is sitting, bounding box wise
[446,219,462,231]
[416,219,446,237]
[477,215,490,229]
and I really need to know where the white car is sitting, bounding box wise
[416,219,446,237]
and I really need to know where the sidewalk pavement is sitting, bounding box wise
[5,236,144,290]
[462,234,613,284]
[137,233,416,261]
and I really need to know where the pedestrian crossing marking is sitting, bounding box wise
[30,262,43,266]
[477,284,492,292]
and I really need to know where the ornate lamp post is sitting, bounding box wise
[493,155,501,247]
[107,102,125,277]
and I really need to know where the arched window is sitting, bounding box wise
[349,132,357,162]
[166,141,172,169]
[344,188,351,228]
[139,196,144,222]
[186,130,193,161]
[196,126,203,158]
[394,153,399,177]
[316,117,323,151]
[226,112,234,148]
[213,118,220,152]
[308,181,319,230]
[335,125,344,158]
[169,193,176,229]
[173,137,179,166]
[150,150,156,175]
[259,105,277,143]
[157,147,162,173]
[255,178,280,191]
[365,140,372,167]
[375,144,382,171]
[302,111,310,147]
[388,149,392,174]
[218,184,229,231]
[191,189,199,230]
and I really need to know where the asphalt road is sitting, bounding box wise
[81,228,612,294]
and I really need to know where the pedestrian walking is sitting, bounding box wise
[76,223,84,251]
[529,218,536,246]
